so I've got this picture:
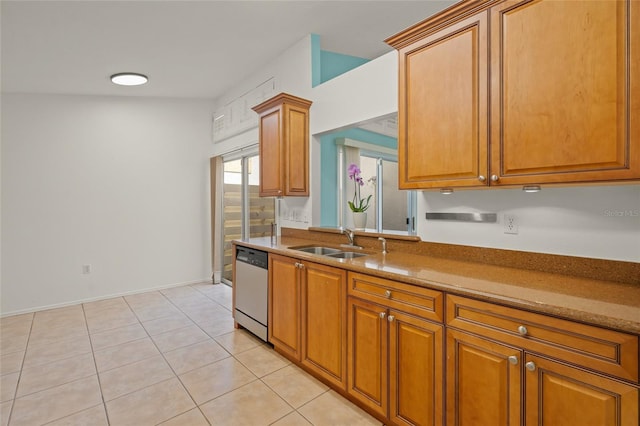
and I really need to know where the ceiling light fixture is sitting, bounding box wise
[110,73,148,86]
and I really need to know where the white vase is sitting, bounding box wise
[352,212,367,230]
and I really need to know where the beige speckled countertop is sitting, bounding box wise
[233,235,640,335]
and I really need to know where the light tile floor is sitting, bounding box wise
[0,283,382,426]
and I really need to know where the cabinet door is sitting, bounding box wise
[347,297,388,418]
[268,254,300,360]
[490,0,640,185]
[254,93,311,197]
[446,329,522,426]
[284,103,309,196]
[397,12,488,189]
[524,354,639,426]
[258,106,284,197]
[389,310,444,426]
[301,262,347,389]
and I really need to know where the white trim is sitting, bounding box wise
[335,137,396,157]
[0,278,212,318]
[221,143,259,162]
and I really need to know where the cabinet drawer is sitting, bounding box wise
[348,272,443,323]
[446,294,639,382]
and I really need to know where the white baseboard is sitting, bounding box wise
[0,278,214,318]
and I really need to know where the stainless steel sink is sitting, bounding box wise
[291,245,369,259]
[293,246,342,255]
[325,251,368,259]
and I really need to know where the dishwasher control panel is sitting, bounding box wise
[236,246,268,269]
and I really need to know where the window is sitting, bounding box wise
[337,138,416,234]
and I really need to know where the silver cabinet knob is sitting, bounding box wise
[387,315,395,322]
[478,175,486,182]
[518,325,528,336]
[384,290,392,298]
[379,312,386,319]
[525,361,536,372]
[508,355,518,365]
[491,175,499,182]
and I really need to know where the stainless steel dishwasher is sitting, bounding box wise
[234,246,268,342]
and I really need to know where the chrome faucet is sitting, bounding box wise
[378,237,388,254]
[343,228,355,246]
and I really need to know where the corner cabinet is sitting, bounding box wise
[387,0,639,189]
[252,93,312,197]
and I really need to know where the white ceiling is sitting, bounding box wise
[1,0,456,100]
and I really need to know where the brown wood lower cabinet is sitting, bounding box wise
[525,354,638,426]
[446,295,640,426]
[347,296,444,425]
[446,328,522,425]
[389,309,444,426]
[301,261,347,389]
[347,297,388,418]
[267,258,639,426]
[269,253,347,387]
[447,328,639,426]
[268,254,301,360]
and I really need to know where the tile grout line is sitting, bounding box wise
[81,301,111,426]
[151,283,271,424]
[125,287,223,425]
[5,312,34,426]
[190,283,326,426]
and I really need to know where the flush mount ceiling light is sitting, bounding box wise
[110,73,148,86]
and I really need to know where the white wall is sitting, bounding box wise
[310,51,397,136]
[419,185,640,262]
[1,93,213,314]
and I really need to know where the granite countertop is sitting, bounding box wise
[234,236,640,335]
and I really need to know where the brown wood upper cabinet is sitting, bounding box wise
[252,93,312,197]
[387,0,639,189]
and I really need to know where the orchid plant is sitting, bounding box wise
[347,163,372,213]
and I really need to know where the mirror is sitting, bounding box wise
[318,113,416,235]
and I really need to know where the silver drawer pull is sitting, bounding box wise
[508,355,518,365]
[518,325,528,336]
[384,290,392,298]
[379,312,386,319]
[387,315,395,322]
[525,361,536,372]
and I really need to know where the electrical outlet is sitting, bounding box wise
[82,264,92,274]
[504,214,519,235]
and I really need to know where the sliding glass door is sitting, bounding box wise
[221,151,275,284]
